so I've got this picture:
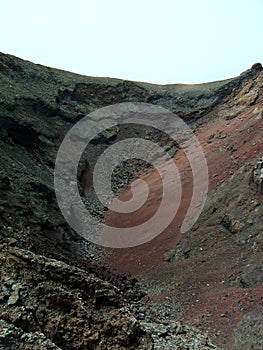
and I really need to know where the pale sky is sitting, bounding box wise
[1,0,262,84]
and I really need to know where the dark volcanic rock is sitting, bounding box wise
[253,156,263,194]
[0,241,152,350]
[234,308,263,350]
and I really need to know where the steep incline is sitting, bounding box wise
[105,66,263,349]
[0,52,261,247]
[0,52,262,349]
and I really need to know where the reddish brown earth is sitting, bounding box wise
[104,85,263,348]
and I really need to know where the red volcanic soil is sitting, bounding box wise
[105,99,263,273]
[104,96,263,348]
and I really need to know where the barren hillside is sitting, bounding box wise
[0,52,262,349]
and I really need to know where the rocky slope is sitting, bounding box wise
[106,63,263,349]
[0,52,262,349]
[0,239,152,350]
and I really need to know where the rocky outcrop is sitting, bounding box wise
[0,239,152,349]
[165,161,263,287]
[233,308,263,350]
[253,157,263,194]
[0,234,219,349]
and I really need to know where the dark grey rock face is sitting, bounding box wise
[0,242,153,350]
[253,157,263,194]
[234,309,263,350]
